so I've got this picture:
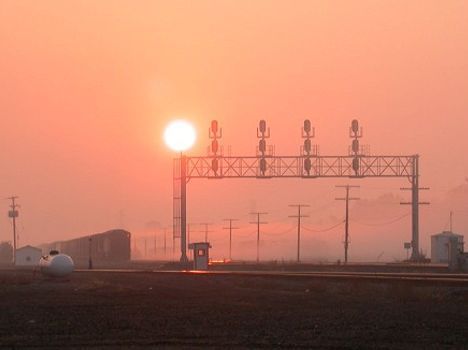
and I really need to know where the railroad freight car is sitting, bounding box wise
[40,229,131,266]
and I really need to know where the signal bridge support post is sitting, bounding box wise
[180,154,188,264]
[412,157,419,260]
[400,155,430,261]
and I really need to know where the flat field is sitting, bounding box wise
[0,270,467,349]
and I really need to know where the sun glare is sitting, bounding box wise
[164,120,197,152]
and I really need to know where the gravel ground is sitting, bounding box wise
[0,270,467,349]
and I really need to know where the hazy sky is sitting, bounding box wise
[1,1,467,261]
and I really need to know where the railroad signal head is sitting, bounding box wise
[304,139,312,154]
[352,157,360,173]
[351,119,359,134]
[259,158,267,175]
[211,139,219,154]
[304,158,312,173]
[211,158,219,174]
[304,119,311,133]
[209,120,222,139]
[211,120,218,133]
[259,120,267,133]
[302,119,315,139]
[349,119,363,139]
[352,139,360,154]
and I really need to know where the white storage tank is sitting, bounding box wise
[431,231,464,263]
[40,250,74,277]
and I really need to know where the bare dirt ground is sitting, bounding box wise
[0,270,467,349]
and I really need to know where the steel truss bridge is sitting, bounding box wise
[173,120,426,263]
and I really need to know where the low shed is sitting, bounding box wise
[15,245,42,266]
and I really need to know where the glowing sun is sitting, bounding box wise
[164,120,197,152]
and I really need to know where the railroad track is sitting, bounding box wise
[76,269,468,285]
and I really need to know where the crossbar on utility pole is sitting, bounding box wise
[289,204,309,263]
[223,219,240,260]
[250,212,268,263]
[335,185,360,264]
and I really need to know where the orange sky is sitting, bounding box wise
[1,1,467,261]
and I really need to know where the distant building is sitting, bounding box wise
[0,242,13,265]
[431,231,464,263]
[15,245,42,266]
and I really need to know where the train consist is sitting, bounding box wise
[40,229,131,266]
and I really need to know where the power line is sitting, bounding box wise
[335,185,360,264]
[249,212,268,263]
[301,220,345,233]
[305,200,338,214]
[235,230,258,238]
[289,204,309,263]
[263,225,297,236]
[351,212,411,227]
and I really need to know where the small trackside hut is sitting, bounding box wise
[188,242,211,270]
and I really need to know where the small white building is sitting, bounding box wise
[15,245,42,266]
[431,231,464,263]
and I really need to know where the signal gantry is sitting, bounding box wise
[172,119,427,263]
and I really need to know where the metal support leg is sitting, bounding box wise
[411,155,419,260]
[180,155,189,263]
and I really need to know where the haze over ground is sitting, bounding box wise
[1,1,467,261]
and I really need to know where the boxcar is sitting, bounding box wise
[40,229,131,266]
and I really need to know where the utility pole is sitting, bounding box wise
[400,173,429,260]
[335,185,360,264]
[172,231,176,261]
[187,223,196,244]
[289,204,309,263]
[88,237,93,269]
[164,228,167,257]
[250,212,268,263]
[199,223,213,242]
[223,218,240,260]
[187,223,197,260]
[449,211,453,232]
[7,196,19,265]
